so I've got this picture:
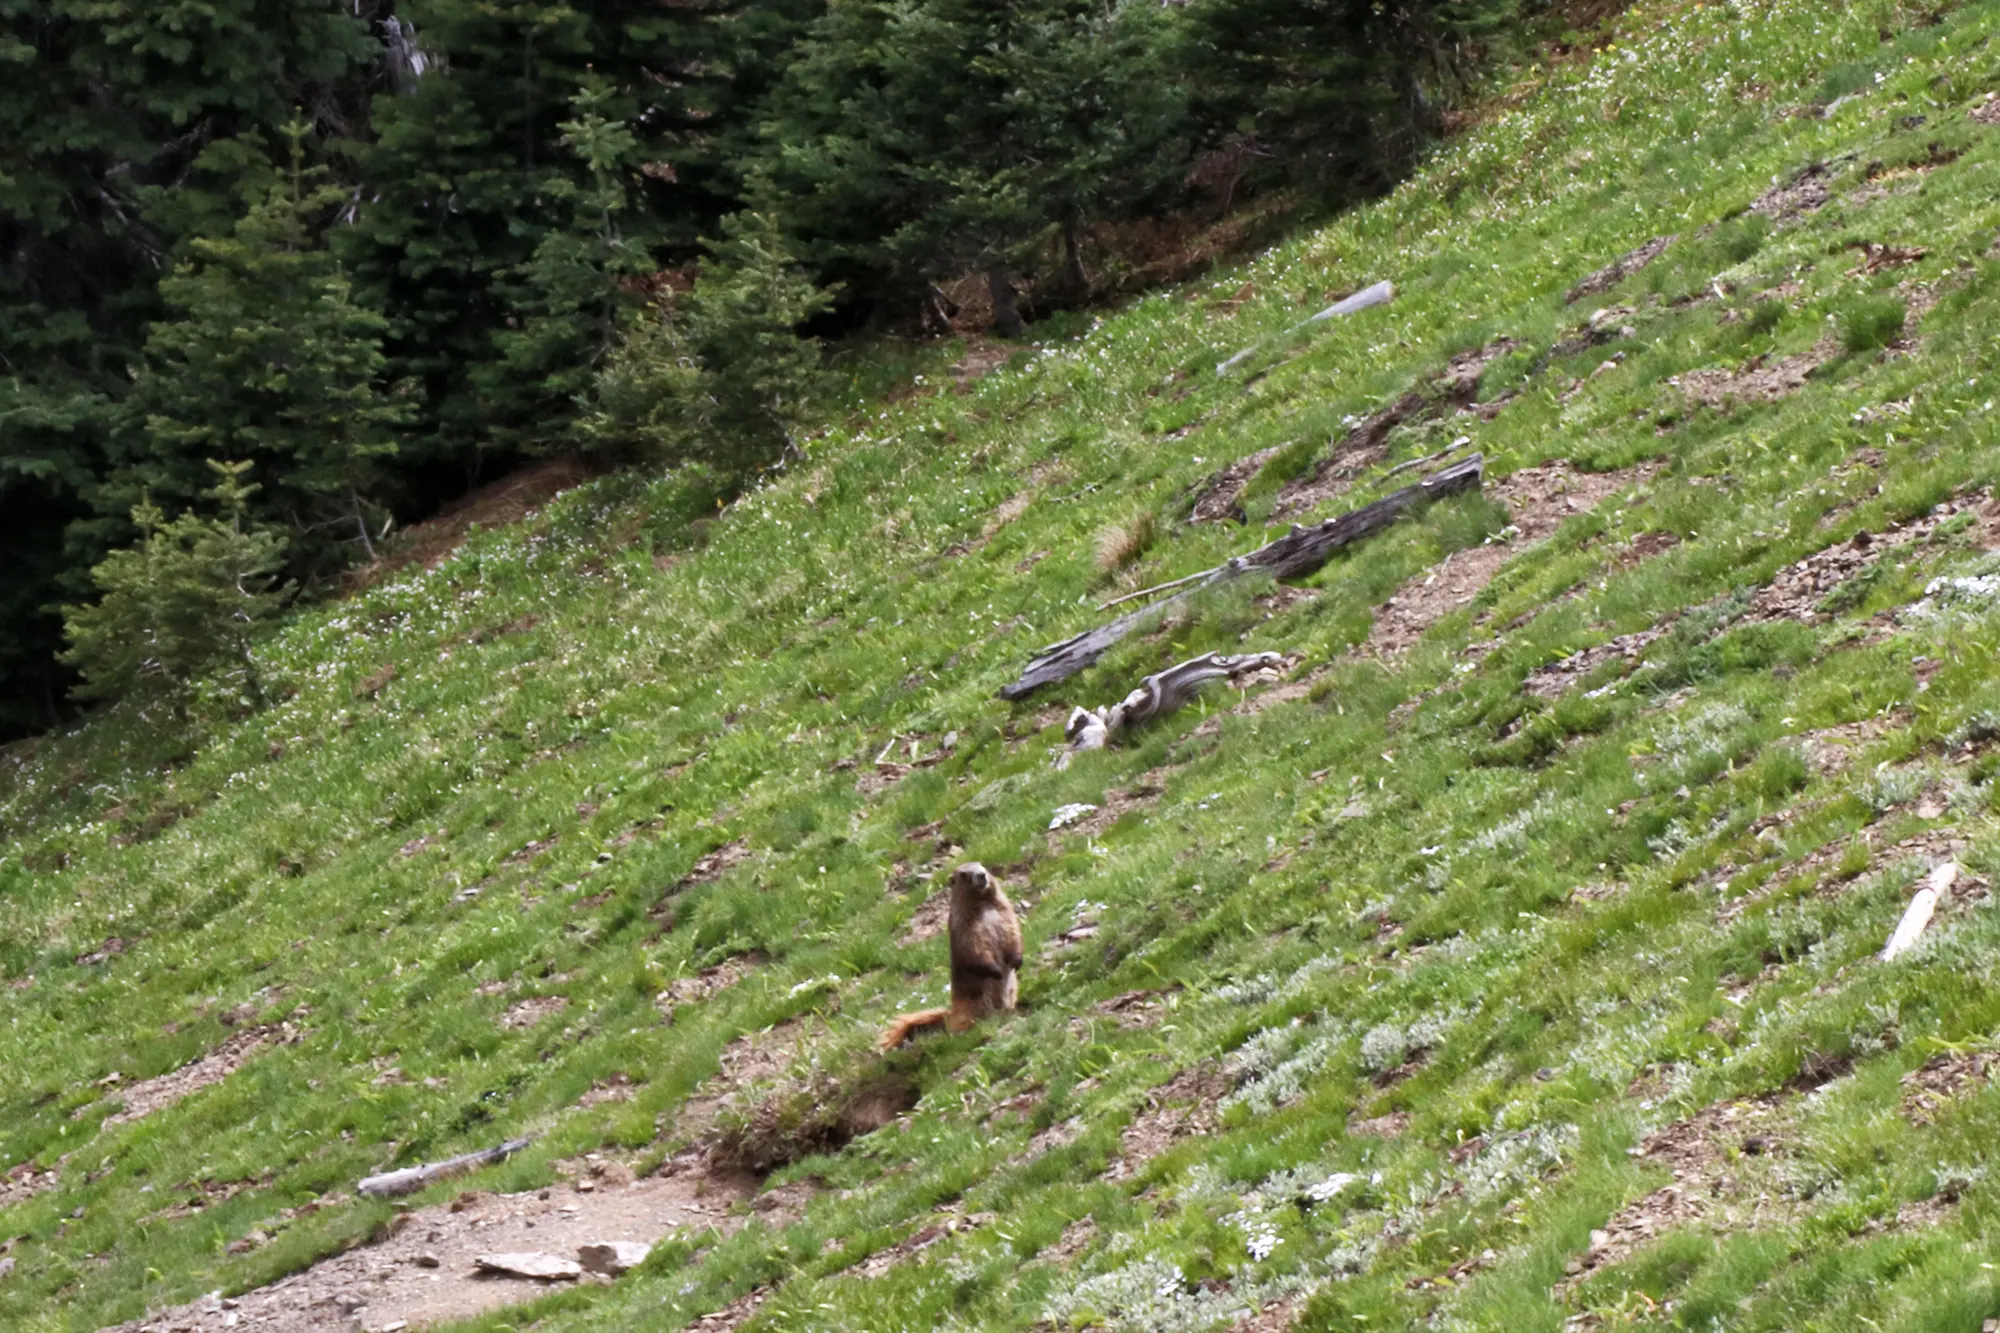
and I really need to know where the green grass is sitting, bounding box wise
[11,0,2000,1328]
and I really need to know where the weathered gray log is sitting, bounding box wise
[356,1135,537,1198]
[1062,651,1285,765]
[1001,455,1481,700]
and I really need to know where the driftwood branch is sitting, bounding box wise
[1063,651,1285,763]
[357,1135,537,1199]
[1217,281,1395,376]
[1882,862,1956,962]
[1000,455,1482,701]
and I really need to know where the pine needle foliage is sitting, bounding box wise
[582,212,831,477]
[123,122,408,565]
[60,461,291,716]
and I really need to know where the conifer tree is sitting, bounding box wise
[583,211,828,476]
[124,121,408,564]
[486,84,655,444]
[61,460,292,716]
[755,0,1187,330]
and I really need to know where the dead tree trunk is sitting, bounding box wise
[999,455,1482,700]
[988,267,1025,338]
[1060,216,1089,300]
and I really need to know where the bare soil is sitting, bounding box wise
[898,889,953,946]
[348,459,603,591]
[1189,447,1282,524]
[667,1017,819,1144]
[1367,460,1660,656]
[1273,340,1518,520]
[837,1205,995,1279]
[1559,1094,1790,1291]
[93,1025,299,1128]
[1749,164,1832,221]
[99,1172,753,1333]
[0,1159,61,1209]
[1230,1296,1299,1331]
[1565,234,1676,304]
[1671,343,1837,410]
[1049,778,1167,844]
[498,996,567,1032]
[1901,1051,1995,1125]
[1105,1062,1233,1180]
[688,1288,768,1330]
[1037,1216,1099,1266]
[655,954,762,1021]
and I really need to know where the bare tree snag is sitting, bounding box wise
[999,455,1481,700]
[357,1135,538,1199]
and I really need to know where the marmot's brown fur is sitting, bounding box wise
[879,862,1023,1050]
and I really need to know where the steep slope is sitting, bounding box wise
[9,1,2000,1329]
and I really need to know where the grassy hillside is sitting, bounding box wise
[10,0,2000,1328]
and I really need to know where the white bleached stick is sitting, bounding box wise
[1881,862,1957,962]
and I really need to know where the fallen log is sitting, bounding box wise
[356,1135,537,1199]
[1216,280,1394,375]
[1000,455,1481,700]
[1064,651,1285,762]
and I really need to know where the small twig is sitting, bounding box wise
[1098,568,1219,612]
[1382,435,1475,480]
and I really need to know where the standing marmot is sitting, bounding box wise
[879,862,1023,1050]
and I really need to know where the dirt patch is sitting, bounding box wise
[500,995,568,1031]
[1274,340,1518,519]
[100,1171,752,1333]
[839,1206,995,1279]
[1742,493,1990,627]
[1348,1112,1411,1138]
[951,338,1023,390]
[1670,342,1836,410]
[1189,447,1282,524]
[1901,1051,1994,1124]
[1049,779,1166,844]
[1105,1063,1234,1180]
[1037,1216,1099,1266]
[1974,95,2000,128]
[689,1288,769,1330]
[1565,234,1676,304]
[1798,713,1907,777]
[1749,163,1832,221]
[669,1018,818,1144]
[1524,623,1673,699]
[1560,1094,1789,1292]
[1367,461,1659,656]
[1617,530,1680,569]
[1231,1296,1300,1331]
[656,954,762,1022]
[898,890,953,946]
[348,459,603,590]
[1091,988,1180,1031]
[91,1025,297,1128]
[0,1160,61,1209]
[674,841,752,891]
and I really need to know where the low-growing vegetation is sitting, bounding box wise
[10,1,2000,1330]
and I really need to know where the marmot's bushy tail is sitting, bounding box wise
[878,1008,951,1051]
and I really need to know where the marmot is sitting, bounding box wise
[879,862,1023,1050]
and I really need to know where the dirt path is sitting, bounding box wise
[100,1168,755,1333]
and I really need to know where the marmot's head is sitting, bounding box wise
[950,861,996,900]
